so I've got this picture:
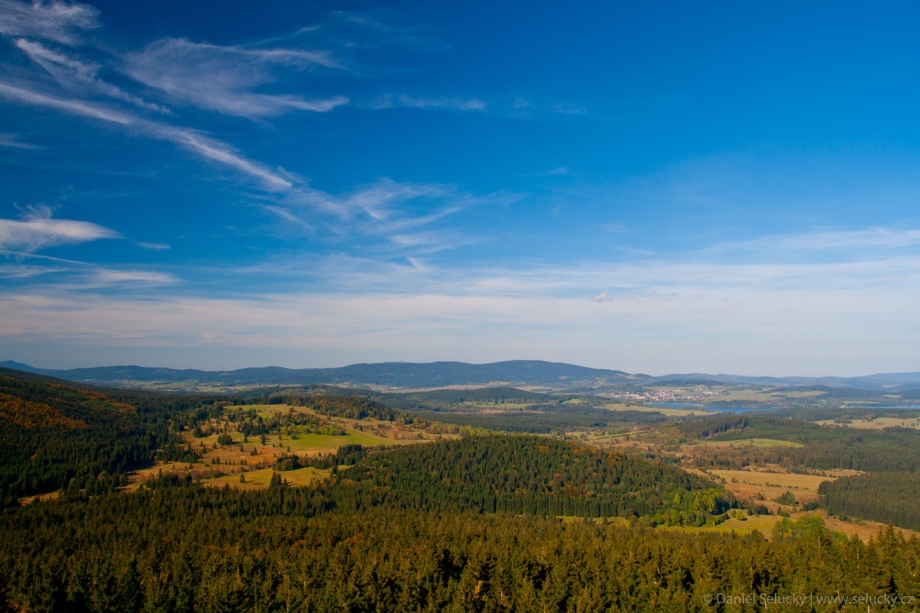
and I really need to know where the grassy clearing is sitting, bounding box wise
[187,417,431,469]
[557,516,630,527]
[709,468,834,491]
[18,491,59,505]
[603,403,711,417]
[464,402,533,410]
[658,510,918,542]
[202,466,331,490]
[694,438,804,448]
[656,514,779,537]
[815,417,920,430]
[705,387,824,403]
[704,468,855,509]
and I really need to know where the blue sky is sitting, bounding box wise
[2,0,920,375]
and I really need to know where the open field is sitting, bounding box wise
[815,416,920,430]
[461,402,534,410]
[202,466,331,490]
[704,467,861,508]
[709,387,824,401]
[18,491,59,505]
[604,403,712,417]
[657,510,917,541]
[694,437,804,448]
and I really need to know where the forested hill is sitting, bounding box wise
[323,436,733,524]
[0,368,224,502]
[0,360,649,388]
[679,413,920,473]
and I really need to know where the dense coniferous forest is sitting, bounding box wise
[820,472,920,531]
[2,490,919,612]
[321,436,732,524]
[402,408,665,433]
[682,414,920,472]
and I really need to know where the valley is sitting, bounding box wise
[3,365,920,610]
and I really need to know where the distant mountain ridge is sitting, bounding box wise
[658,372,920,392]
[0,360,649,389]
[3,360,919,391]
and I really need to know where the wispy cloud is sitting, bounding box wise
[3,258,919,374]
[711,227,920,258]
[550,102,587,115]
[0,133,40,149]
[91,269,177,285]
[0,249,178,289]
[2,3,352,192]
[159,127,293,189]
[397,95,486,111]
[0,81,133,124]
[0,81,293,189]
[406,256,428,272]
[0,205,119,252]
[297,178,450,220]
[224,224,920,301]
[14,38,169,113]
[262,205,314,232]
[297,10,437,52]
[372,94,486,112]
[0,0,98,44]
[524,166,572,177]
[124,38,348,118]
[269,178,512,255]
[0,263,63,278]
[136,242,170,251]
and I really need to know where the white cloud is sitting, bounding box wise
[0,0,98,44]
[3,216,920,374]
[91,269,177,284]
[262,205,314,232]
[136,242,170,251]
[713,227,920,257]
[159,127,293,190]
[0,205,119,252]
[0,82,293,190]
[279,179,449,223]
[550,102,587,115]
[124,38,348,118]
[269,178,508,255]
[406,257,428,272]
[0,81,133,124]
[15,38,170,113]
[0,133,40,149]
[338,178,449,220]
[0,263,62,278]
[373,94,486,112]
[2,274,919,375]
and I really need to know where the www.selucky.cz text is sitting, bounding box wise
[704,592,915,607]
